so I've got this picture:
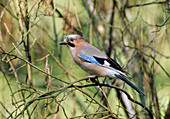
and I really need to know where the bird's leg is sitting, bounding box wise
[86,75,97,82]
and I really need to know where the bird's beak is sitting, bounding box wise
[59,40,68,45]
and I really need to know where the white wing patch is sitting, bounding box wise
[102,60,111,67]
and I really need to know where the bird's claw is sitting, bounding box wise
[86,75,97,82]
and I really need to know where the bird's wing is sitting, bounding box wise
[79,55,125,73]
[79,55,145,96]
[79,55,100,65]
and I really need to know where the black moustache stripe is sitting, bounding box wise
[68,42,75,47]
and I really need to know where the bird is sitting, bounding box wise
[60,34,145,96]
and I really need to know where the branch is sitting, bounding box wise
[1,52,69,84]
[126,1,168,8]
[107,0,116,57]
[73,83,153,118]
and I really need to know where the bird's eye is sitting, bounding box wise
[70,38,74,42]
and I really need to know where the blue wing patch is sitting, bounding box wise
[79,55,100,65]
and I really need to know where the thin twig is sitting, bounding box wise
[126,1,168,8]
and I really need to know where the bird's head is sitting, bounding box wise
[60,34,85,49]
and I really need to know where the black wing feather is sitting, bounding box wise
[108,58,125,72]
[93,56,125,73]
[93,56,144,95]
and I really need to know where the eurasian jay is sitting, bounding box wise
[60,34,145,96]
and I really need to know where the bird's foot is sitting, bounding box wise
[86,75,97,82]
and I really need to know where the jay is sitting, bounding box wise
[60,34,145,96]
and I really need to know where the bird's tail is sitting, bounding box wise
[115,74,145,96]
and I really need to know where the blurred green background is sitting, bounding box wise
[0,0,170,118]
